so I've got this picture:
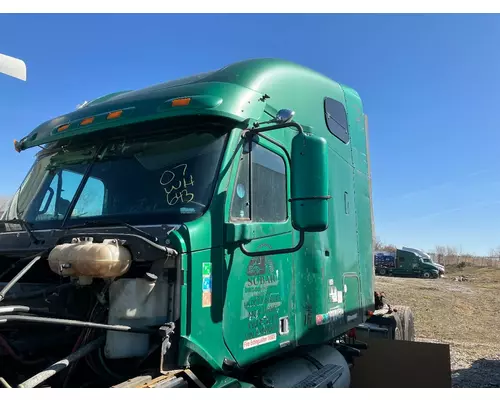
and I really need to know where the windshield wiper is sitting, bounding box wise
[0,218,42,245]
[63,220,159,244]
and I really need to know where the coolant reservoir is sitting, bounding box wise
[48,238,132,278]
[105,274,170,359]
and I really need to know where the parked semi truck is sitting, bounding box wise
[402,247,445,276]
[375,248,441,279]
[0,58,450,388]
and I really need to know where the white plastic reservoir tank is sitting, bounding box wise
[105,272,169,359]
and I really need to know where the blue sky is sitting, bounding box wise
[1,14,499,255]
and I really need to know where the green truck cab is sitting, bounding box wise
[402,246,445,276]
[0,58,443,389]
[376,248,440,279]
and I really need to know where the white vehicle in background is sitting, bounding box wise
[0,53,26,81]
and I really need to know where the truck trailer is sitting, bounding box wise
[0,58,451,388]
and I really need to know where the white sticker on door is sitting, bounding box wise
[243,333,277,350]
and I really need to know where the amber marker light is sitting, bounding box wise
[107,110,123,120]
[80,117,94,126]
[57,124,70,132]
[172,97,191,107]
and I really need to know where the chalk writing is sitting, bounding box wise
[160,164,195,205]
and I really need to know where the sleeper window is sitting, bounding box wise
[324,97,349,143]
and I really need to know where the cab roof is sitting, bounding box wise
[15,58,346,152]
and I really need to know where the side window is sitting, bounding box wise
[251,143,286,222]
[36,170,85,221]
[230,141,287,222]
[230,143,251,221]
[324,97,349,143]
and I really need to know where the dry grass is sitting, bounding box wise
[375,265,500,388]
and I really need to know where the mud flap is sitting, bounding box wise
[350,338,451,388]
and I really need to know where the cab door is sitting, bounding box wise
[222,135,296,367]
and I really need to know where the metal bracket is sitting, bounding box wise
[159,322,176,374]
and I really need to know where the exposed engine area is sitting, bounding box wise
[0,233,181,388]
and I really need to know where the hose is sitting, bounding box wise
[0,306,31,314]
[0,377,12,388]
[0,255,43,303]
[0,334,45,365]
[18,336,105,388]
[2,283,73,301]
[0,315,157,334]
[0,252,48,281]
[62,301,102,388]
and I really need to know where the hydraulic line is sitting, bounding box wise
[2,283,73,301]
[0,255,44,303]
[0,314,157,334]
[18,336,105,388]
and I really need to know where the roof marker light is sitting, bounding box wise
[80,117,94,126]
[57,124,70,132]
[107,110,123,120]
[172,97,191,107]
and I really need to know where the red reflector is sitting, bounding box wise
[367,310,374,317]
[347,328,356,338]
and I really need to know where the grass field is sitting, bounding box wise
[375,264,500,388]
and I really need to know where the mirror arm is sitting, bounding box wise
[248,121,304,136]
[244,121,305,163]
[239,230,305,257]
[237,119,313,257]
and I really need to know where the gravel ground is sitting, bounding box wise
[375,265,500,388]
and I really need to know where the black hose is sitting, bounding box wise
[18,336,105,388]
[0,314,157,334]
[2,283,73,301]
[0,255,44,303]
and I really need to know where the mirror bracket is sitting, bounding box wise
[233,110,326,257]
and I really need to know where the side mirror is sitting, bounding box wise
[290,132,329,232]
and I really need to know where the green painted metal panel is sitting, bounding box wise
[11,58,376,373]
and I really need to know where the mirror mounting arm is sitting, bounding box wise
[239,230,305,258]
[246,121,305,137]
[243,121,305,162]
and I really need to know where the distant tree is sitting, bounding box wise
[489,246,500,258]
[374,236,384,251]
[374,236,396,252]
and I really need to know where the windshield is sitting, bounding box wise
[2,128,228,229]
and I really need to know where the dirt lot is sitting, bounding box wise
[375,264,500,388]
